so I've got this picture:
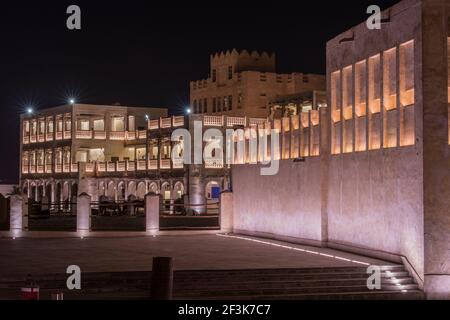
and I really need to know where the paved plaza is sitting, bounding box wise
[0,234,391,278]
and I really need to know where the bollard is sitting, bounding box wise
[150,257,173,300]
[21,274,39,300]
[51,292,64,300]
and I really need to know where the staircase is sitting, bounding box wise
[0,265,424,300]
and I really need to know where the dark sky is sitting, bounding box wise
[0,0,399,183]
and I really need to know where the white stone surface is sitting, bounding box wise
[145,194,160,235]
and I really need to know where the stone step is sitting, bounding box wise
[176,284,420,298]
[176,290,425,300]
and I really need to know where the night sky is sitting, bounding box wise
[0,0,399,183]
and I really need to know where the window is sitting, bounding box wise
[212,98,217,113]
[223,96,228,111]
[39,120,45,135]
[93,119,104,131]
[383,47,397,111]
[400,41,414,107]
[47,118,54,133]
[400,40,415,146]
[355,60,367,151]
[80,120,90,131]
[238,93,242,109]
[331,70,342,154]
[383,47,398,148]
[198,100,203,114]
[111,117,124,132]
[212,69,217,82]
[65,119,72,131]
[228,95,233,111]
[203,98,208,113]
[217,97,222,112]
[193,100,197,114]
[342,66,353,153]
[368,54,381,150]
[128,116,135,132]
[228,66,233,80]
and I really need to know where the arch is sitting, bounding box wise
[45,183,52,202]
[98,181,106,197]
[128,181,137,197]
[149,182,159,194]
[205,180,221,201]
[55,182,62,205]
[161,182,171,200]
[62,181,70,201]
[37,185,44,202]
[107,181,115,199]
[137,181,146,200]
[71,183,78,199]
[117,181,126,201]
[173,181,184,199]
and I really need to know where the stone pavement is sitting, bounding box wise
[0,233,392,278]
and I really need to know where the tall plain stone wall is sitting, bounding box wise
[327,149,423,279]
[232,159,323,245]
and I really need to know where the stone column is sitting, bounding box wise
[219,191,233,234]
[10,195,27,236]
[145,193,160,235]
[188,173,205,214]
[421,0,450,299]
[77,193,91,236]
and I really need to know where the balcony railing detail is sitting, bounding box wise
[30,136,37,143]
[97,162,106,172]
[138,130,147,140]
[160,158,171,169]
[63,131,72,140]
[85,163,95,173]
[204,116,224,127]
[38,134,45,143]
[109,131,125,141]
[149,119,159,130]
[137,160,146,170]
[160,118,172,129]
[55,132,63,140]
[227,117,246,127]
[126,160,136,172]
[148,159,158,170]
[76,130,92,139]
[45,164,53,173]
[55,164,62,173]
[71,163,79,173]
[93,131,106,140]
[46,133,54,141]
[117,161,126,172]
[107,162,116,172]
[173,116,185,127]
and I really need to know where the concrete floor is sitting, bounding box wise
[0,234,392,278]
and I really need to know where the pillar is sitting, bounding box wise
[219,191,233,234]
[422,0,450,299]
[145,193,159,235]
[150,257,173,300]
[77,193,91,236]
[10,195,27,237]
[188,174,205,214]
